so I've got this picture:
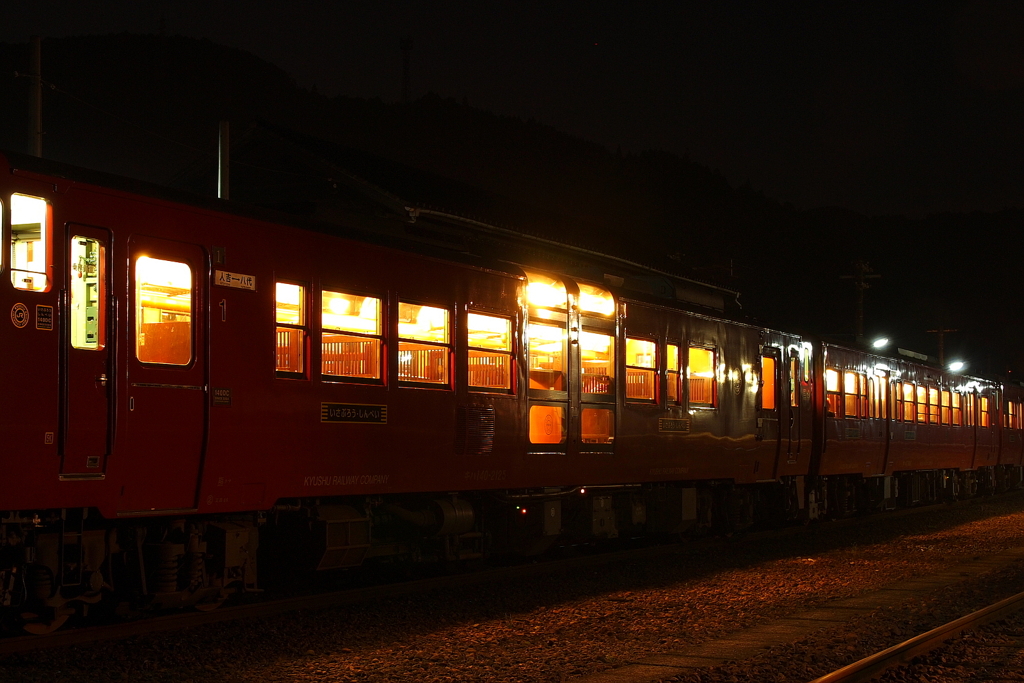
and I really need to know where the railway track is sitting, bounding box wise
[810,590,1024,683]
[3,492,1022,680]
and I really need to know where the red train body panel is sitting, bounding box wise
[1,151,1022,630]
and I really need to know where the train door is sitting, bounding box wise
[758,349,782,476]
[61,226,112,477]
[785,349,801,462]
[117,236,208,513]
[576,283,617,455]
[525,272,570,455]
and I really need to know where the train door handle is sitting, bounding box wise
[96,374,108,387]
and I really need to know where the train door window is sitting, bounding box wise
[397,302,450,386]
[892,382,902,422]
[761,356,776,410]
[928,388,940,424]
[952,391,963,425]
[688,346,717,408]
[527,321,566,391]
[825,368,840,417]
[981,396,991,427]
[10,194,50,292]
[667,343,681,404]
[790,357,800,408]
[136,257,192,365]
[467,312,512,392]
[871,371,887,419]
[275,282,307,377]
[626,338,657,401]
[529,404,565,444]
[1003,400,1015,429]
[965,393,976,426]
[580,331,614,395]
[70,235,104,349]
[940,390,952,425]
[321,290,382,382]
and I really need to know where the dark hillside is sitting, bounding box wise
[0,34,1019,374]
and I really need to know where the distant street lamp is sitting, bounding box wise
[871,337,889,349]
[948,361,965,372]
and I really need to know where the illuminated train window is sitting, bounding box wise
[689,346,717,408]
[981,396,991,428]
[529,404,565,444]
[580,331,614,395]
[903,383,916,422]
[844,371,867,418]
[761,356,776,411]
[321,290,382,381]
[70,236,105,350]
[825,368,840,416]
[667,344,681,404]
[940,389,953,425]
[525,272,567,311]
[581,407,614,444]
[136,257,192,365]
[952,391,962,425]
[467,312,512,391]
[275,282,307,378]
[10,194,50,292]
[626,338,656,401]
[398,302,449,386]
[577,283,614,317]
[527,321,566,391]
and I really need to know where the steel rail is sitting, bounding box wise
[809,589,1024,683]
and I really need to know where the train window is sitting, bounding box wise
[761,356,776,410]
[940,390,952,425]
[321,290,382,382]
[892,382,902,422]
[843,371,865,418]
[136,257,192,365]
[1003,400,1015,429]
[626,338,657,401]
[790,358,800,408]
[928,388,940,424]
[580,331,614,395]
[577,283,615,317]
[527,321,566,391]
[825,368,840,417]
[688,346,717,408]
[667,344,681,404]
[398,302,450,386]
[467,312,512,392]
[952,391,962,425]
[903,383,917,422]
[275,282,307,377]
[581,407,614,444]
[10,194,50,292]
[70,236,104,350]
[525,272,567,311]
[529,405,565,444]
[870,372,887,419]
[916,386,928,423]
[981,396,991,428]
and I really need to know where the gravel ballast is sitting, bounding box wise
[3,493,1024,682]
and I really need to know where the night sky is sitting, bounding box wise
[4,1,1022,217]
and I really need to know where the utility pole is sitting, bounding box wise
[401,36,413,104]
[839,261,880,343]
[926,326,958,366]
[29,36,42,157]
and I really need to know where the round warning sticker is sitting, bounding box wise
[11,303,29,328]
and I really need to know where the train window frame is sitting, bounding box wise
[275,281,308,379]
[952,391,963,426]
[320,289,384,384]
[688,345,718,409]
[466,311,514,393]
[666,343,681,405]
[397,300,451,388]
[135,256,193,366]
[527,320,567,393]
[761,355,777,411]
[9,193,52,292]
[843,371,867,418]
[940,389,953,425]
[625,337,657,402]
[980,396,991,428]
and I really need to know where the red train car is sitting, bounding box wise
[0,151,1018,632]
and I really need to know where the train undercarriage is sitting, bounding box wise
[2,464,1020,634]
